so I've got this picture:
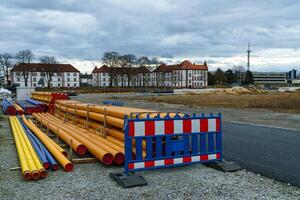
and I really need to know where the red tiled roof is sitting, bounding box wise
[92,65,110,73]
[11,63,80,72]
[154,60,208,72]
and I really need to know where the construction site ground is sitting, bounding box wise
[0,93,299,199]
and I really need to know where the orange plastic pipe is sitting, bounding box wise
[37,113,114,165]
[33,113,87,155]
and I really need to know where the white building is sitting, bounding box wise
[92,60,208,88]
[253,72,287,84]
[152,60,208,88]
[92,65,151,87]
[10,63,80,88]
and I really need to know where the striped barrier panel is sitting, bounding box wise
[124,113,222,173]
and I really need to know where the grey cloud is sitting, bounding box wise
[0,0,300,71]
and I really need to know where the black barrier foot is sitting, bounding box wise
[109,172,148,188]
[204,160,242,172]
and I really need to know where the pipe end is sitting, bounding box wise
[76,145,87,155]
[39,169,47,178]
[31,170,40,180]
[64,163,73,172]
[114,153,125,165]
[23,171,32,181]
[102,153,114,166]
[43,162,50,170]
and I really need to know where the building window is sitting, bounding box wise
[67,72,70,76]
[33,78,36,82]
[58,78,60,81]
[32,72,37,76]
[57,73,61,76]
[74,78,76,81]
[74,83,76,87]
[17,77,20,81]
[189,73,191,78]
[103,83,106,86]
[16,72,21,76]
[103,73,106,76]
[33,83,36,87]
[73,72,77,76]
[67,78,70,82]
[58,83,61,87]
[103,78,106,81]
[41,72,45,77]
[67,83,70,87]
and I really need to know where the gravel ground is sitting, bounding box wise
[1,94,300,199]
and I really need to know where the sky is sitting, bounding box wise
[1,0,300,73]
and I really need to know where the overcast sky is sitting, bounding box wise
[1,0,300,73]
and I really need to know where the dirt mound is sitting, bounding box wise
[209,86,267,95]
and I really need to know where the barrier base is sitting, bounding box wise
[109,172,147,188]
[204,160,242,172]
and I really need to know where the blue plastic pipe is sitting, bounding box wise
[18,118,58,170]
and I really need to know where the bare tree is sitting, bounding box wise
[40,56,58,64]
[39,56,59,88]
[0,53,13,85]
[121,54,137,87]
[101,52,121,87]
[15,50,34,87]
[137,56,149,87]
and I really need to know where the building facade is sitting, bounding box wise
[152,60,208,88]
[253,72,287,84]
[10,63,80,88]
[92,60,208,88]
[92,65,151,87]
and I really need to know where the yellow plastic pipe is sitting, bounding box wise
[14,117,47,179]
[9,117,31,180]
[12,117,40,180]
[21,115,73,171]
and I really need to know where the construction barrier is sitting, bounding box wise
[124,113,222,173]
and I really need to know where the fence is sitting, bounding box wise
[124,113,222,173]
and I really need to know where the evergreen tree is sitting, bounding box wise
[214,68,225,85]
[225,69,237,85]
[208,72,216,85]
[243,70,254,85]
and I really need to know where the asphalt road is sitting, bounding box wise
[223,122,300,187]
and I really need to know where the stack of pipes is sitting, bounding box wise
[26,98,48,111]
[32,112,124,165]
[31,92,69,113]
[9,116,47,180]
[52,100,183,158]
[19,118,59,170]
[17,101,44,115]
[21,115,73,171]
[1,98,17,115]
